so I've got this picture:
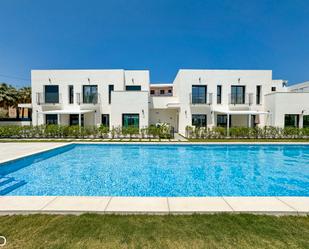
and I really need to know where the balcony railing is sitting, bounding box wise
[150,92,173,97]
[190,93,213,105]
[75,93,100,105]
[36,92,62,105]
[228,93,253,105]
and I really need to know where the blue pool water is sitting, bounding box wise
[0,144,308,196]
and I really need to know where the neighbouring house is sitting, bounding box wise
[29,69,309,136]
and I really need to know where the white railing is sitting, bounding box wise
[36,92,62,105]
[75,93,100,105]
[190,93,213,105]
[228,93,253,105]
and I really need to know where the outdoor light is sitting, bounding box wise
[48,78,52,84]
[88,78,90,84]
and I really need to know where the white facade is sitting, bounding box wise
[31,69,309,135]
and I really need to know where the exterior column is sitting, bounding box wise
[57,114,60,125]
[299,114,303,128]
[79,113,81,126]
[248,114,251,128]
[227,114,230,137]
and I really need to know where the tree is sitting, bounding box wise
[18,87,31,118]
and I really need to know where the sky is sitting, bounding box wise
[0,0,308,87]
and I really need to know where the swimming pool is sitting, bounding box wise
[0,144,308,196]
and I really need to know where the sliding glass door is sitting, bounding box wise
[122,114,139,128]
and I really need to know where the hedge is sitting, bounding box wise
[0,124,174,139]
[185,126,309,139]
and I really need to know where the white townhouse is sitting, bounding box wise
[31,69,309,136]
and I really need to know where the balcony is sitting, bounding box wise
[75,93,100,105]
[150,96,180,109]
[150,92,173,97]
[36,92,61,105]
[190,93,213,105]
[228,93,253,105]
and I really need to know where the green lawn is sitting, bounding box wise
[0,214,309,249]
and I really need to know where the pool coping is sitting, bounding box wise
[1,142,308,215]
[0,196,308,215]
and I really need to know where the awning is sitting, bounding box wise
[213,109,269,115]
[39,109,94,115]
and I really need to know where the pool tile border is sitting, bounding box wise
[0,196,308,215]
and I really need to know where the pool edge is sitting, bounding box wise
[0,196,308,216]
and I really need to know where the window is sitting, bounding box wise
[150,89,155,95]
[284,114,299,128]
[192,85,207,104]
[126,85,141,91]
[44,85,59,103]
[122,114,139,128]
[160,89,165,95]
[101,114,110,127]
[231,86,245,104]
[69,114,84,126]
[271,86,276,92]
[83,85,98,104]
[192,114,207,127]
[217,85,222,104]
[303,115,309,128]
[45,114,58,125]
[69,85,74,104]
[256,85,261,104]
[217,115,231,127]
[108,85,114,104]
[168,89,172,94]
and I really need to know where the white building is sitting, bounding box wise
[31,69,309,136]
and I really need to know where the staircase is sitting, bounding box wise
[0,176,26,195]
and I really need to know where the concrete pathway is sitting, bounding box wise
[0,142,68,164]
[173,133,188,142]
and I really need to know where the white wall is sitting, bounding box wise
[149,109,178,128]
[110,91,149,129]
[31,69,150,126]
[173,69,285,135]
[265,92,309,127]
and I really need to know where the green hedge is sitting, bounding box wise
[0,124,173,139]
[185,126,309,139]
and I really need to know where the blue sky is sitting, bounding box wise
[0,0,308,87]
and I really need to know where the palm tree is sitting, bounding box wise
[0,83,17,113]
[18,87,31,118]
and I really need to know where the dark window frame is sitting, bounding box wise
[256,85,262,105]
[284,114,299,128]
[83,85,98,104]
[122,113,139,128]
[216,114,231,128]
[69,85,74,104]
[108,85,114,104]
[126,85,141,91]
[45,114,58,125]
[192,85,207,104]
[303,115,309,128]
[44,85,59,104]
[217,85,222,104]
[101,114,110,127]
[160,89,165,95]
[192,114,207,127]
[69,114,84,126]
[231,85,246,104]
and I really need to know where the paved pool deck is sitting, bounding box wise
[0,142,308,215]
